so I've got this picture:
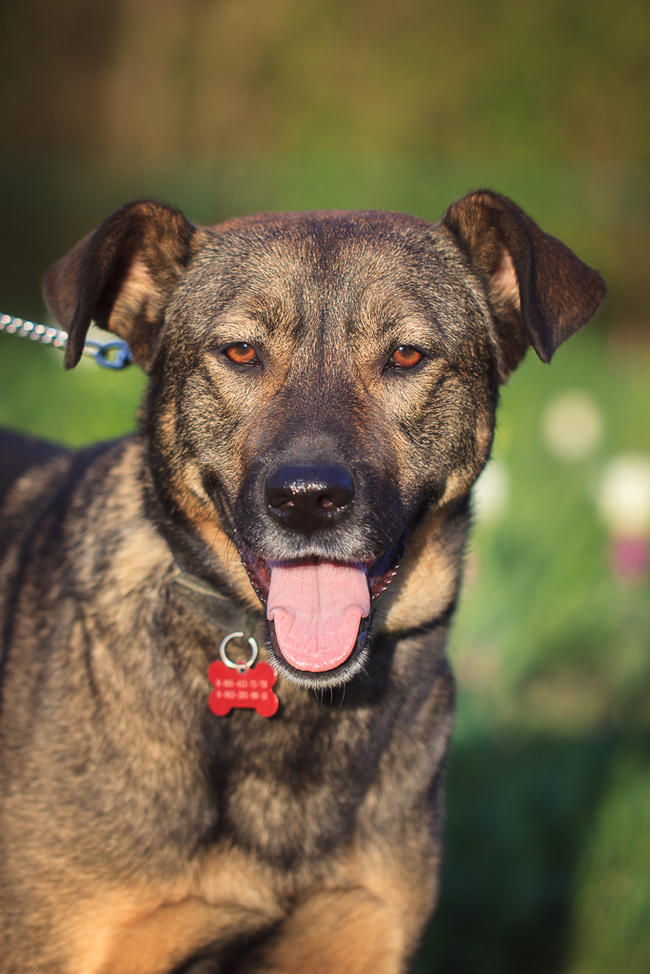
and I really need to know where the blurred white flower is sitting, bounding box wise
[597,454,650,533]
[473,461,509,522]
[541,390,604,461]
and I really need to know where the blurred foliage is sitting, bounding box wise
[1,1,649,971]
[567,754,650,974]
[1,0,649,162]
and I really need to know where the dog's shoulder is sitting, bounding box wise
[0,429,70,508]
[0,431,141,568]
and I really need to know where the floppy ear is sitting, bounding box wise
[442,190,606,378]
[43,199,212,370]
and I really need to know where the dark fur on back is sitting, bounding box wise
[0,192,605,974]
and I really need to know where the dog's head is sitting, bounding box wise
[44,192,605,687]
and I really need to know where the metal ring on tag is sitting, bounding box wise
[219,631,259,671]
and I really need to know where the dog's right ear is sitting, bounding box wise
[44,200,212,370]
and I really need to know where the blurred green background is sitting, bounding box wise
[1,2,649,972]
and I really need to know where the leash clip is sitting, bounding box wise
[86,339,133,370]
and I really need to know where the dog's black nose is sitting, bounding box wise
[265,465,355,536]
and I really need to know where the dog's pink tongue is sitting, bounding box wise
[267,562,370,672]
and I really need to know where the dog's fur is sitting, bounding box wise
[0,192,605,973]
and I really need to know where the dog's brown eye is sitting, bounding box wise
[224,343,258,366]
[389,346,424,369]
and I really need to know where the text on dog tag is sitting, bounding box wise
[207,660,279,718]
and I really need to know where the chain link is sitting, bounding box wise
[0,312,133,369]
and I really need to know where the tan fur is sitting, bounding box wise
[65,840,427,974]
[376,509,459,632]
[107,257,162,356]
[179,488,263,611]
[250,890,408,974]
[70,897,270,974]
[492,248,521,309]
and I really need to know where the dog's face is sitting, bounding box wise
[157,212,499,682]
[44,194,605,687]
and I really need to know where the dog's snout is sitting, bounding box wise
[265,465,354,537]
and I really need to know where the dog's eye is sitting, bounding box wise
[388,346,425,370]
[223,343,259,366]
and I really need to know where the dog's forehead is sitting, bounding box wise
[211,208,437,240]
[200,210,451,284]
[184,209,468,332]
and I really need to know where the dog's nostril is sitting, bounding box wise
[269,495,294,510]
[265,465,355,536]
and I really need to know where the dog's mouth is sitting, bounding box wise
[237,541,404,686]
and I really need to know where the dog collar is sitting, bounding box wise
[172,569,262,638]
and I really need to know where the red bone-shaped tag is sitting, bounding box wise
[207,660,279,718]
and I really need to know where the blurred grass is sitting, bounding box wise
[0,333,146,446]
[567,754,650,974]
[0,161,649,973]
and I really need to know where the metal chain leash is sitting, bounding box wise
[0,312,133,369]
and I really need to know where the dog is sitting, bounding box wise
[0,191,605,973]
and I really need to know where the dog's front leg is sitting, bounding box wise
[238,887,415,974]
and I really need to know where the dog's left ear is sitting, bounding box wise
[44,199,212,370]
[442,190,606,379]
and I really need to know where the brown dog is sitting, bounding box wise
[0,191,605,973]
